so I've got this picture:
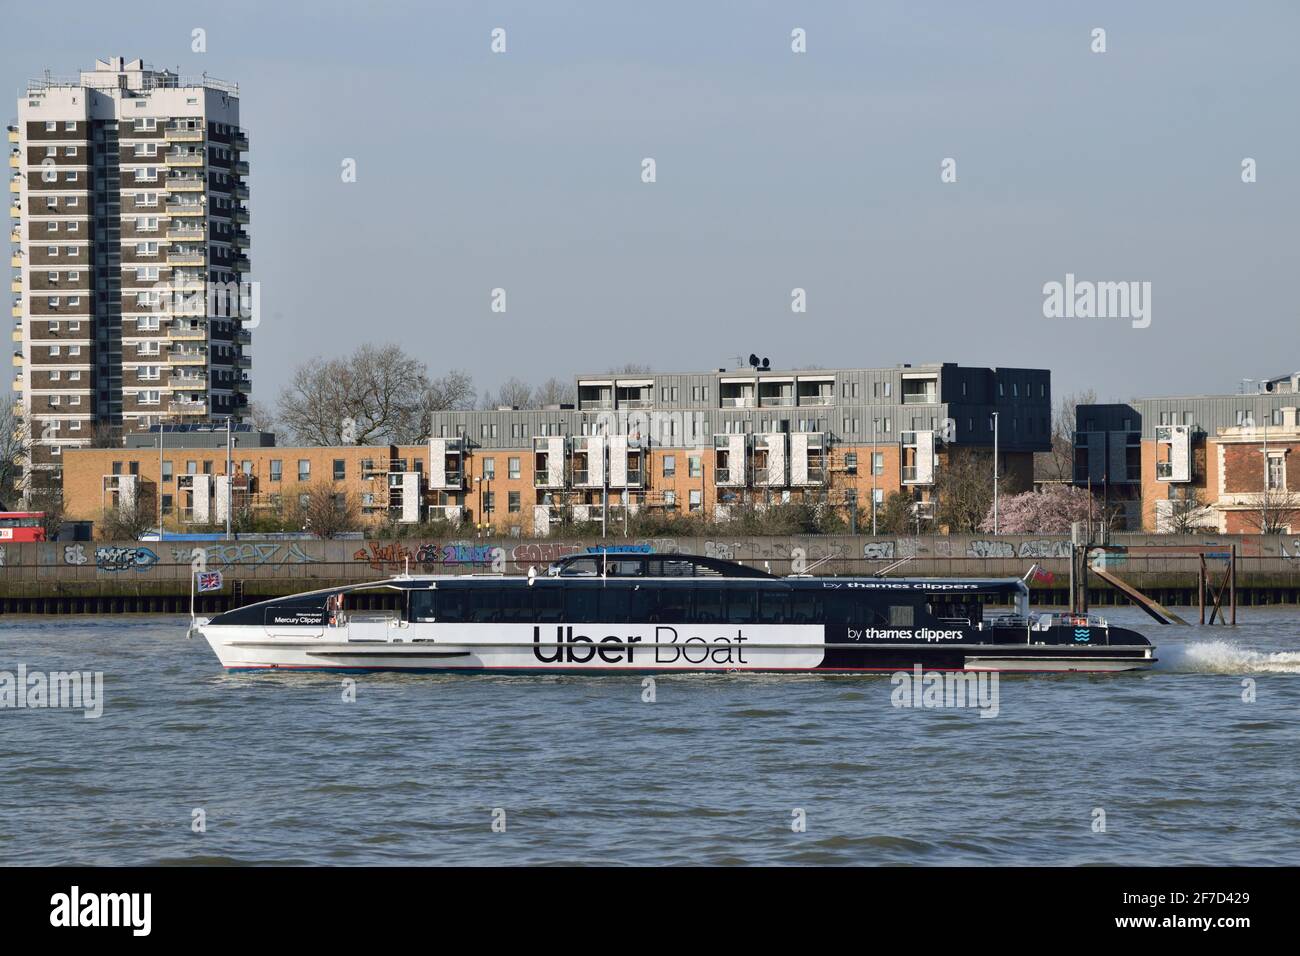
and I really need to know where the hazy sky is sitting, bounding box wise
[6,0,1298,408]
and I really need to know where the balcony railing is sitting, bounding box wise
[902,465,917,482]
[902,391,938,405]
[165,151,204,167]
[720,396,755,408]
[165,175,205,192]
[164,127,204,142]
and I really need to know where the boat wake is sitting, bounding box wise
[1158,639,1300,675]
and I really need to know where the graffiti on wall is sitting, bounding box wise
[966,540,1016,558]
[173,542,318,571]
[93,546,160,573]
[353,541,505,572]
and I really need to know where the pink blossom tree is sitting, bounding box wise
[979,484,1094,534]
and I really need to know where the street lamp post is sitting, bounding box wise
[225,415,233,540]
[871,416,879,535]
[992,411,1000,534]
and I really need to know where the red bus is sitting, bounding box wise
[0,512,47,542]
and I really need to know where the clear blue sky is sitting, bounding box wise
[6,0,1298,408]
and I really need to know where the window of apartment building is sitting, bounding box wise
[1267,454,1285,491]
[483,458,495,479]
[508,491,520,513]
[872,452,884,476]
[270,460,282,482]
[845,453,858,475]
[508,457,520,479]
[162,460,173,481]
[688,490,702,512]
[1272,408,1284,427]
[161,494,173,516]
[202,461,213,475]
[128,461,139,476]
[688,455,702,478]
[185,460,197,475]
[111,461,122,475]
[873,488,884,505]
[333,459,345,481]
[662,455,676,478]
[484,492,495,514]
[298,460,310,482]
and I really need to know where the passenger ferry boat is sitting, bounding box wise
[195,552,1156,674]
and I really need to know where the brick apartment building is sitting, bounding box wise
[58,362,1052,535]
[9,57,252,494]
[1074,370,1300,532]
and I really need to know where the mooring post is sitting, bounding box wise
[1230,545,1237,626]
[1199,554,1207,625]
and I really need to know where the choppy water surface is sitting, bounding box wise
[1,609,1297,865]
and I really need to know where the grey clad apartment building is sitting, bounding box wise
[422,362,1051,534]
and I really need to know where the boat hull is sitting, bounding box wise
[200,623,1156,675]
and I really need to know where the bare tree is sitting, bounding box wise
[1046,389,1097,482]
[277,344,440,446]
[0,403,27,506]
[98,501,154,540]
[1237,488,1300,534]
[1159,486,1213,534]
[534,377,576,407]
[246,400,278,433]
[288,482,362,538]
[934,449,995,533]
[23,486,65,539]
[482,377,534,410]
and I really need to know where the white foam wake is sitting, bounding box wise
[1158,640,1300,675]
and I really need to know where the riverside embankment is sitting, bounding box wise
[4,532,1300,614]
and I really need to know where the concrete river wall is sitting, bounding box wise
[3,533,1300,613]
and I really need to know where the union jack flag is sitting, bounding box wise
[196,570,224,593]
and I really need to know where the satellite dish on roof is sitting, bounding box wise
[748,353,759,368]
[761,357,770,370]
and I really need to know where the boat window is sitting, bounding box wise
[533,586,564,622]
[889,604,915,627]
[438,587,468,623]
[599,587,633,622]
[694,589,723,623]
[790,591,820,624]
[650,586,691,623]
[726,590,755,623]
[409,590,436,622]
[607,557,644,577]
[564,587,600,621]
[758,590,789,623]
[559,558,599,576]
[470,587,500,623]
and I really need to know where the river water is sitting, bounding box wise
[1,609,1297,865]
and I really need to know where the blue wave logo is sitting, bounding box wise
[1073,627,1091,643]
